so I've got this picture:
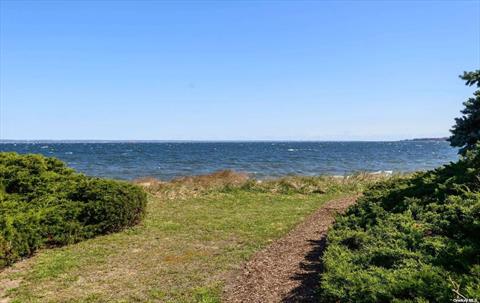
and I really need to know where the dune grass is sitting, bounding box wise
[0,173,385,303]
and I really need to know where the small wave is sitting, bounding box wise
[65,152,73,155]
[287,149,297,152]
[370,170,393,175]
[41,145,49,149]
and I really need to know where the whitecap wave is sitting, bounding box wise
[370,170,393,175]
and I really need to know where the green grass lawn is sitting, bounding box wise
[1,175,379,303]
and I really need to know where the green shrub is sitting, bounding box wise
[320,146,480,302]
[0,152,147,268]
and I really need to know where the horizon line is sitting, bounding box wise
[0,138,449,143]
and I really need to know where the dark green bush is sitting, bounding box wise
[0,152,147,268]
[320,146,480,302]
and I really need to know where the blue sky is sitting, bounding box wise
[1,1,479,141]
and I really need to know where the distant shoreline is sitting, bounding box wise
[0,138,449,144]
[399,137,448,142]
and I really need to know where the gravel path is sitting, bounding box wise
[223,196,358,303]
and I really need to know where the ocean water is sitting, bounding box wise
[0,141,458,180]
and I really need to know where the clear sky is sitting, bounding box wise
[0,0,479,141]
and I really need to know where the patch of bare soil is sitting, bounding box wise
[223,196,358,303]
[0,259,31,303]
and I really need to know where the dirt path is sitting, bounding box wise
[223,196,358,303]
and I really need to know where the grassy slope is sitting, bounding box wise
[1,174,382,302]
